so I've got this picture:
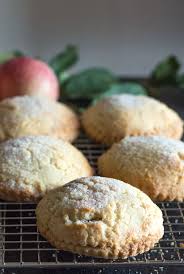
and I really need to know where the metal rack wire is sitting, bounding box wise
[0,133,184,268]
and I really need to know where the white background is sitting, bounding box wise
[0,0,183,76]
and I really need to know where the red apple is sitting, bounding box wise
[0,57,59,100]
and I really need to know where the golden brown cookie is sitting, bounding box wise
[98,136,184,201]
[0,95,79,142]
[36,176,164,259]
[0,136,93,202]
[82,94,183,145]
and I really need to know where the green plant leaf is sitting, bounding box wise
[49,45,78,76]
[58,71,71,85]
[62,67,117,99]
[0,50,24,64]
[150,55,180,86]
[176,73,184,88]
[92,82,147,104]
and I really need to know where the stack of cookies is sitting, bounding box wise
[1,93,183,259]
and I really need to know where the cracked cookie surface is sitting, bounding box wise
[36,176,164,259]
[98,136,184,201]
[0,136,93,201]
[0,95,80,142]
[82,94,183,145]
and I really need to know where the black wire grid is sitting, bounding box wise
[0,133,184,268]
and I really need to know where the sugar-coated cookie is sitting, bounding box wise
[36,176,163,259]
[98,136,184,201]
[0,95,79,142]
[82,95,183,145]
[0,136,93,201]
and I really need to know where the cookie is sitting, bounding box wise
[0,136,93,202]
[82,94,183,145]
[36,176,164,259]
[0,95,79,142]
[98,136,184,201]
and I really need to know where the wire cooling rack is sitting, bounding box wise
[0,133,184,271]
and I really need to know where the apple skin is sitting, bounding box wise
[0,57,59,100]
